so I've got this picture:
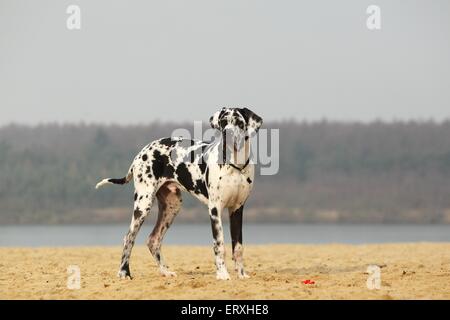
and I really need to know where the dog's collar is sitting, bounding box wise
[228,158,250,172]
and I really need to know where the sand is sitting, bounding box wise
[1,243,449,299]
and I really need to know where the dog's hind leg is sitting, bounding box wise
[118,186,156,279]
[147,182,181,277]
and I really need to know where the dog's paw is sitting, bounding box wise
[216,270,231,280]
[117,269,132,280]
[160,269,177,277]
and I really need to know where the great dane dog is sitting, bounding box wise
[95,107,262,280]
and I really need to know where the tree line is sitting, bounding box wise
[1,120,450,224]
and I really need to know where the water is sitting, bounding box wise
[0,224,449,247]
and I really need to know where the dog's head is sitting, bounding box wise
[210,107,263,136]
[209,107,263,150]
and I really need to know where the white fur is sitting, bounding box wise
[95,179,111,189]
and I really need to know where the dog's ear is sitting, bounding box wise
[209,108,226,130]
[239,108,263,134]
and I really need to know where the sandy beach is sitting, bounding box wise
[1,243,449,299]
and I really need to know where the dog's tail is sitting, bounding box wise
[95,164,134,189]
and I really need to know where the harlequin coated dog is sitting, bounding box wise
[96,107,262,280]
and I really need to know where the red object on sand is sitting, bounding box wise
[302,279,315,285]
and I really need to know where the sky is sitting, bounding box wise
[0,0,449,125]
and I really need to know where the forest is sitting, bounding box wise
[1,120,450,224]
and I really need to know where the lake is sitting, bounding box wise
[1,224,449,246]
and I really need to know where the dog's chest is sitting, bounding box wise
[215,166,254,209]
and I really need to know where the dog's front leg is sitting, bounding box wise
[209,205,230,280]
[230,205,250,279]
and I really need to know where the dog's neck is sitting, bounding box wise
[219,133,251,171]
[232,139,251,171]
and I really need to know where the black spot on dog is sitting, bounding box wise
[238,107,252,123]
[142,154,148,161]
[176,163,194,191]
[160,137,177,148]
[152,150,164,178]
[156,253,161,261]
[133,209,142,220]
[139,195,143,200]
[218,109,226,120]
[134,193,138,201]
[121,261,131,277]
[247,177,252,184]
[152,150,174,179]
[211,223,219,240]
[219,118,228,129]
[235,116,245,130]
[199,159,207,175]
[194,179,208,199]
[205,168,209,186]
[108,177,127,185]
[211,207,218,217]
[145,166,151,174]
